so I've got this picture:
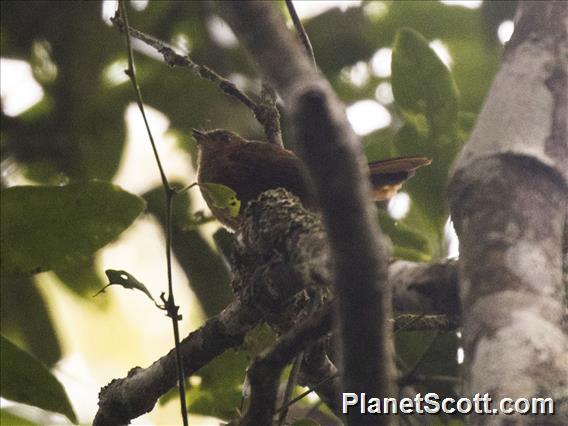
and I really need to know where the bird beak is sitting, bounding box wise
[191,128,206,143]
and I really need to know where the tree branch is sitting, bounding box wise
[110,13,283,146]
[93,300,258,426]
[390,259,460,316]
[93,189,460,424]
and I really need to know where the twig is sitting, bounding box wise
[116,6,168,190]
[275,371,339,417]
[394,314,459,332]
[110,13,283,146]
[277,352,304,426]
[394,313,425,334]
[258,84,283,146]
[285,0,317,68]
[297,343,342,416]
[412,373,461,385]
[115,2,187,425]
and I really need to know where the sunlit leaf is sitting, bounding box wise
[200,182,241,218]
[389,28,466,258]
[362,127,397,162]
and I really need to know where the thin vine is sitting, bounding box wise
[116,2,188,425]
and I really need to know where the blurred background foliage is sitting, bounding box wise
[1,1,516,424]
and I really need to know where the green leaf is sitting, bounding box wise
[53,256,107,299]
[0,335,77,424]
[183,349,248,420]
[391,114,470,258]
[396,330,459,399]
[0,409,37,426]
[391,246,431,262]
[242,324,278,359]
[199,182,241,218]
[0,277,62,367]
[169,229,232,317]
[388,28,464,258]
[361,127,396,162]
[391,28,459,138]
[393,125,449,241]
[1,181,146,277]
[377,210,432,261]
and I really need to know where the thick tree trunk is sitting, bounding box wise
[449,1,568,423]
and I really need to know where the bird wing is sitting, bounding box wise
[368,156,431,175]
[225,142,311,204]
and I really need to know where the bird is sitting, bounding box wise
[191,128,430,230]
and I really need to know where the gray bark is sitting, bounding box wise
[449,1,568,423]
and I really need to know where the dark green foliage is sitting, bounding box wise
[0,277,62,367]
[1,181,145,277]
[0,335,77,424]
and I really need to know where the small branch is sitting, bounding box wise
[394,314,459,332]
[277,352,304,426]
[258,84,283,146]
[115,4,169,191]
[277,371,339,417]
[110,13,283,146]
[240,304,333,426]
[389,259,460,316]
[285,0,317,68]
[295,88,396,422]
[297,343,341,416]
